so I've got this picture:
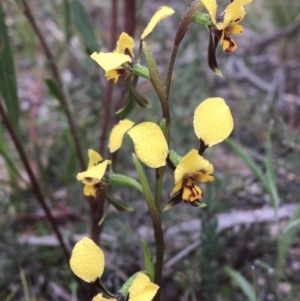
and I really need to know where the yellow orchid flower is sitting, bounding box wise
[92,272,159,301]
[108,98,232,170]
[69,237,105,282]
[108,119,135,153]
[108,119,169,169]
[200,0,252,53]
[193,97,234,147]
[91,6,174,83]
[76,149,111,197]
[169,149,214,206]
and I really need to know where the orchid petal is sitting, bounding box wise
[108,119,135,153]
[141,6,175,39]
[127,122,168,168]
[174,150,213,184]
[88,149,103,169]
[129,272,159,301]
[193,97,233,146]
[70,237,105,282]
[77,160,111,185]
[90,52,131,72]
[200,0,217,25]
[115,32,135,57]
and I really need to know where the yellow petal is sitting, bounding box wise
[115,32,135,57]
[77,160,111,185]
[174,149,213,184]
[170,179,183,196]
[225,23,244,35]
[90,52,132,72]
[141,6,175,39]
[69,237,105,282]
[108,119,135,153]
[194,172,214,183]
[127,122,168,168]
[238,0,252,5]
[221,36,238,53]
[200,0,217,25]
[193,97,234,146]
[129,272,159,301]
[92,294,117,301]
[182,178,203,202]
[88,149,103,169]
[105,69,122,83]
[221,1,246,29]
[83,184,97,197]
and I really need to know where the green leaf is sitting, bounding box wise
[266,123,280,213]
[63,0,72,43]
[132,153,160,224]
[224,267,256,301]
[71,0,99,53]
[45,78,64,105]
[125,74,151,109]
[0,124,19,183]
[132,153,154,206]
[141,240,155,281]
[118,74,138,117]
[142,41,167,107]
[19,269,30,300]
[0,2,19,130]
[108,173,143,193]
[277,205,300,277]
[119,273,138,297]
[104,189,134,212]
[226,138,270,195]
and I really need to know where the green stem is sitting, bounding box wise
[132,155,164,295]
[154,167,166,217]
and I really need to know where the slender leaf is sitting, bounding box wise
[132,153,154,205]
[4,284,20,301]
[266,123,280,213]
[224,267,256,301]
[108,173,143,193]
[0,124,19,182]
[64,0,72,43]
[71,0,99,53]
[0,2,19,130]
[141,240,155,281]
[104,189,134,212]
[142,41,167,106]
[254,260,274,274]
[125,74,151,108]
[226,138,270,195]
[19,269,30,300]
[277,204,300,276]
[45,78,64,105]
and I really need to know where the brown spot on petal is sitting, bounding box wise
[84,177,94,183]
[223,37,236,53]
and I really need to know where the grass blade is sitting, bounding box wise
[226,138,270,195]
[224,266,256,301]
[266,123,280,213]
[141,239,155,281]
[71,0,99,53]
[0,2,19,130]
[276,204,300,277]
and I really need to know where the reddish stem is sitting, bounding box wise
[21,0,85,170]
[124,0,136,37]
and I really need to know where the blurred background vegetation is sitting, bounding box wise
[0,0,300,300]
